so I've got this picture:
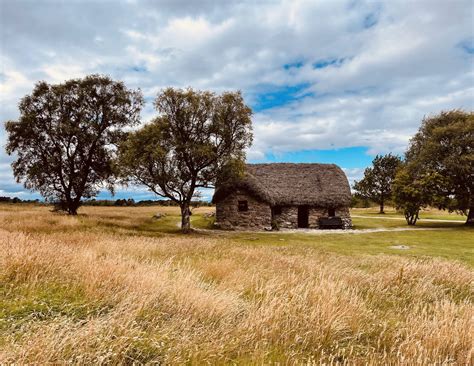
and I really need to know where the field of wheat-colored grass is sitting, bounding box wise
[0,204,473,364]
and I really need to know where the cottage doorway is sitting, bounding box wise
[298,206,309,228]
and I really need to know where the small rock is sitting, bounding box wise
[152,213,166,220]
[390,245,410,250]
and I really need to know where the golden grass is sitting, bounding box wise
[0,204,473,364]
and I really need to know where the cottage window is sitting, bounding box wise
[238,200,248,212]
[328,208,336,217]
[273,206,282,215]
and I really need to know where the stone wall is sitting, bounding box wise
[273,206,297,229]
[272,205,352,229]
[215,189,272,230]
[215,191,352,230]
[337,206,352,229]
[309,207,327,228]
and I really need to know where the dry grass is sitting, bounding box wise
[0,204,473,364]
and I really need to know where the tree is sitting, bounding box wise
[5,75,144,215]
[353,153,402,214]
[405,110,474,225]
[392,166,446,225]
[119,88,253,233]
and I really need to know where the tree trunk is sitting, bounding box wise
[379,197,385,214]
[404,209,418,225]
[180,203,192,233]
[466,204,474,226]
[68,202,79,215]
[67,197,81,215]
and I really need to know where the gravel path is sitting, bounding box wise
[191,225,455,235]
[271,227,455,235]
[183,214,463,235]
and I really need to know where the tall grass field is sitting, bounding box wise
[0,204,473,364]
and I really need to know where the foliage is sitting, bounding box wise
[119,87,252,232]
[350,193,378,208]
[0,196,40,204]
[113,198,136,206]
[405,110,474,225]
[353,153,402,213]
[392,166,446,225]
[5,74,144,215]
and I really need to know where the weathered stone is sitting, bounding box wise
[215,189,352,231]
[213,163,352,231]
[152,213,166,220]
[215,189,271,230]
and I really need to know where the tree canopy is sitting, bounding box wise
[119,87,253,232]
[5,75,144,214]
[403,110,474,225]
[392,166,447,225]
[353,153,402,214]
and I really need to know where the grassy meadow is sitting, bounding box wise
[0,203,473,364]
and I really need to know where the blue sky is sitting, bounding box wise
[258,147,372,168]
[1,0,473,202]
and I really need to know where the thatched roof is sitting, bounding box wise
[213,163,351,207]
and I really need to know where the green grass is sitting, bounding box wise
[185,208,473,266]
[190,213,215,229]
[224,228,474,266]
[352,207,466,221]
[350,216,464,229]
[0,281,111,345]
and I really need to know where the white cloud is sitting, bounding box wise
[342,167,366,187]
[0,68,29,97]
[42,63,89,83]
[0,0,473,198]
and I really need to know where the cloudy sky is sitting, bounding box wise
[1,0,473,201]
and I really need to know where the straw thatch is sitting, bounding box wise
[213,163,351,207]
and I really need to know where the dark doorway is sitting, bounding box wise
[238,200,248,212]
[272,205,282,216]
[298,206,309,228]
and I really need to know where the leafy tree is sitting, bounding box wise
[392,166,447,225]
[405,110,474,225]
[119,88,253,233]
[5,75,144,215]
[353,153,402,214]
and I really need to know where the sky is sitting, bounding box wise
[0,0,473,201]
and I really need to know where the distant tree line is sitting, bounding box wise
[350,195,389,209]
[0,196,213,208]
[82,199,213,207]
[0,196,41,204]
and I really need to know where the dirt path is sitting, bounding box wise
[192,225,456,236]
[184,214,463,235]
[264,227,456,235]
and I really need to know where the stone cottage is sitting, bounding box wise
[212,163,352,230]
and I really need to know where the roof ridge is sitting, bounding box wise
[213,162,351,206]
